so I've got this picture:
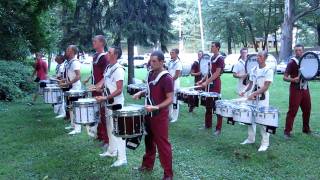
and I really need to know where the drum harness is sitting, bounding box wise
[250,66,273,104]
[168,59,182,109]
[145,70,170,117]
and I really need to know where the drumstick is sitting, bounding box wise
[185,85,202,90]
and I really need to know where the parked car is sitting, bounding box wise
[119,55,148,68]
[224,54,240,72]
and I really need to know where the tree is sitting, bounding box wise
[279,0,320,61]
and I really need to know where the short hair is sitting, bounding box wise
[110,46,122,59]
[240,47,248,53]
[294,44,304,50]
[198,50,204,54]
[212,42,221,50]
[151,50,165,61]
[258,50,268,58]
[68,45,78,55]
[171,48,179,55]
[55,54,64,61]
[35,52,43,58]
[93,35,106,46]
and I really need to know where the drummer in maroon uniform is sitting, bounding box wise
[197,42,224,136]
[189,50,203,112]
[283,44,312,139]
[133,51,174,180]
[84,35,109,146]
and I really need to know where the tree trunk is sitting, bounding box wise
[226,19,233,54]
[317,23,320,46]
[127,37,135,85]
[246,20,258,52]
[279,0,294,61]
[274,31,279,56]
[263,0,272,50]
[47,51,52,72]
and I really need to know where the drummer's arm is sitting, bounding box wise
[203,68,221,85]
[63,70,80,86]
[250,81,271,97]
[197,75,206,85]
[173,70,181,81]
[106,80,123,100]
[156,92,173,109]
[133,90,146,99]
[283,72,299,83]
[240,81,253,96]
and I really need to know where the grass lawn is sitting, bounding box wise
[1,67,320,179]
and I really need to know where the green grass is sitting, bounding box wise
[1,68,320,179]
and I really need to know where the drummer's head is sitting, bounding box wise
[257,50,268,67]
[170,48,179,60]
[92,35,106,50]
[211,42,220,54]
[198,50,203,60]
[66,45,78,60]
[150,51,165,71]
[294,44,304,58]
[240,48,248,60]
[55,55,65,64]
[107,46,122,63]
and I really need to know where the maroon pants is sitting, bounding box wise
[97,106,109,144]
[205,107,223,130]
[142,112,173,178]
[284,87,311,134]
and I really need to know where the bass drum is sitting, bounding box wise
[245,54,277,74]
[199,54,211,77]
[299,51,320,81]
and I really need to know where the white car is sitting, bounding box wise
[119,55,148,68]
[224,54,240,72]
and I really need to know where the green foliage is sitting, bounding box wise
[0,60,35,101]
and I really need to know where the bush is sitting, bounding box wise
[0,60,35,101]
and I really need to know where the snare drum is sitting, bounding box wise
[112,104,146,138]
[254,106,279,134]
[177,89,187,101]
[64,90,87,109]
[127,83,147,96]
[184,90,200,107]
[215,100,234,118]
[232,103,255,125]
[73,98,100,124]
[43,86,63,104]
[200,92,221,108]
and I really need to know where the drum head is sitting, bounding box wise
[200,54,211,76]
[114,104,145,116]
[200,92,220,97]
[299,52,320,80]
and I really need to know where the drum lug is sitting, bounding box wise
[266,126,277,134]
[227,117,235,125]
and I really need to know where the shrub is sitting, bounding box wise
[0,60,35,101]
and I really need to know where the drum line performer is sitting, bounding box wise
[233,48,249,95]
[133,50,174,180]
[198,42,224,136]
[84,35,109,146]
[60,45,82,135]
[53,55,66,118]
[240,51,273,152]
[283,44,312,139]
[95,46,127,167]
[167,48,182,123]
[189,50,203,112]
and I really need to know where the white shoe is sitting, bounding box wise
[65,126,73,130]
[99,151,117,157]
[170,118,178,123]
[240,139,255,145]
[111,159,127,167]
[258,145,269,152]
[55,114,66,119]
[68,130,81,135]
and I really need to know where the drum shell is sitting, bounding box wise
[73,100,100,124]
[43,87,63,104]
[254,111,279,127]
[113,115,144,138]
[232,106,254,124]
[200,95,220,108]
[186,94,199,107]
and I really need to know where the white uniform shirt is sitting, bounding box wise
[104,63,125,105]
[249,66,273,107]
[56,62,65,79]
[66,58,81,90]
[233,59,247,94]
[167,59,182,90]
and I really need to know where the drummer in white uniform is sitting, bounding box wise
[167,48,182,123]
[95,46,127,167]
[240,51,273,152]
[232,48,248,95]
[60,45,82,135]
[54,55,66,119]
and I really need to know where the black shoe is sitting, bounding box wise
[133,166,153,173]
[303,130,312,135]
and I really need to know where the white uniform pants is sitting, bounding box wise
[247,123,270,147]
[169,90,179,122]
[106,109,127,161]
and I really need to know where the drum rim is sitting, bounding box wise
[299,51,320,81]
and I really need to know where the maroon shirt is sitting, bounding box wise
[148,72,174,114]
[191,60,201,83]
[92,53,108,96]
[209,55,224,93]
[35,59,48,80]
[285,59,300,89]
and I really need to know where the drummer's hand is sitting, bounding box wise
[132,92,141,100]
[88,85,96,91]
[292,77,300,83]
[145,105,159,112]
[95,96,106,103]
[247,93,256,100]
[60,82,69,87]
[82,79,89,85]
[239,91,245,97]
